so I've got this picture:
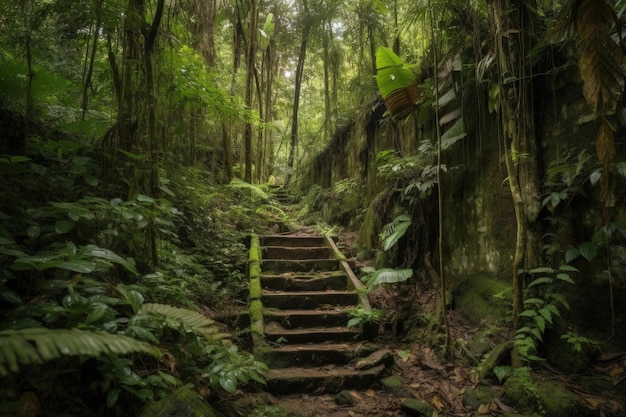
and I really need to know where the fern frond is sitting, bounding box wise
[227,179,269,200]
[0,328,160,377]
[141,303,229,342]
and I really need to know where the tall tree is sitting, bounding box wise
[286,0,314,185]
[489,0,541,331]
[244,0,259,183]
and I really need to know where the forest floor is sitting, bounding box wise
[226,204,626,417]
[226,227,626,417]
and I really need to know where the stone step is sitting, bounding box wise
[262,342,380,369]
[261,271,348,291]
[266,364,386,394]
[264,308,351,328]
[261,289,359,310]
[260,235,327,247]
[261,259,339,273]
[264,324,362,344]
[262,246,334,260]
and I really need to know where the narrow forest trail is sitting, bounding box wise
[252,234,391,393]
[228,189,480,417]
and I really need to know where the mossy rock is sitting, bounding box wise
[451,274,512,326]
[137,386,217,417]
[400,398,435,416]
[381,375,411,397]
[502,373,538,414]
[503,374,595,417]
[478,341,513,383]
[543,324,591,374]
[536,380,590,417]
[463,385,500,408]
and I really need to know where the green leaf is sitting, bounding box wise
[84,175,99,187]
[493,365,512,383]
[118,149,146,160]
[375,47,416,100]
[538,307,554,324]
[528,267,554,274]
[558,264,579,272]
[371,268,413,286]
[578,242,598,261]
[0,328,160,377]
[219,376,237,394]
[565,248,580,263]
[528,277,553,287]
[555,273,575,284]
[54,220,72,234]
[57,261,97,273]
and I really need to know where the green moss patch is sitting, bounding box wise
[451,274,512,325]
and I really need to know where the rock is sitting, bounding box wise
[381,375,411,397]
[136,386,217,417]
[462,386,481,408]
[478,340,513,383]
[400,398,435,417]
[354,348,394,370]
[334,390,358,406]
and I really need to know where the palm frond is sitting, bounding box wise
[0,328,160,377]
[140,303,229,342]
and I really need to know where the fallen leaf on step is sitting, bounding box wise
[432,395,445,411]
[478,402,495,414]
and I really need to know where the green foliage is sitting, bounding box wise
[375,47,417,100]
[360,266,413,290]
[379,214,412,251]
[0,327,160,377]
[514,265,578,363]
[347,306,384,328]
[140,303,228,343]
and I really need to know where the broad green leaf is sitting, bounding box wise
[565,248,580,263]
[372,268,413,286]
[375,47,416,100]
[578,242,598,261]
[558,264,579,272]
[56,261,96,273]
[219,376,237,394]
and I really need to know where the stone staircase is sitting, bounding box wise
[248,234,392,395]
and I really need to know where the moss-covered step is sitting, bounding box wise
[261,259,339,273]
[264,307,351,328]
[262,246,334,260]
[264,324,362,343]
[260,271,348,291]
[261,342,380,369]
[260,235,326,247]
[266,364,386,394]
[261,289,358,309]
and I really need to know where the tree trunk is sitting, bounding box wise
[244,0,258,183]
[490,0,542,331]
[285,7,312,186]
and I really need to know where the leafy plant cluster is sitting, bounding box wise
[0,138,272,415]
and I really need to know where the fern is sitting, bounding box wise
[140,303,228,342]
[0,328,160,377]
[227,179,269,200]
